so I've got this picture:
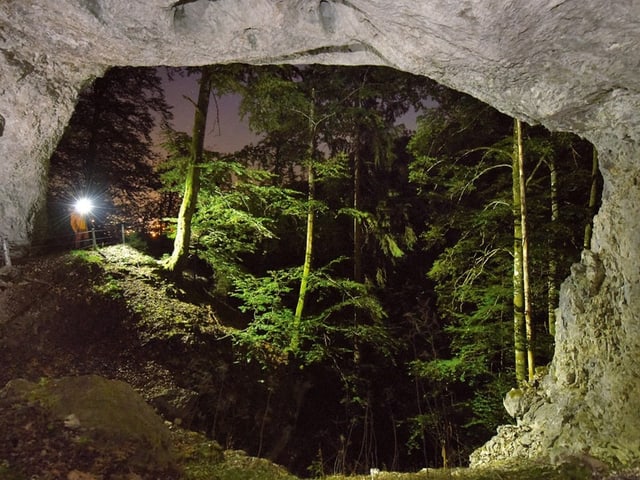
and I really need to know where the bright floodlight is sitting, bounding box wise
[74,197,93,215]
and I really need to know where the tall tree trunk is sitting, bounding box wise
[516,118,535,382]
[291,88,317,352]
[584,146,599,249]
[351,135,364,366]
[165,67,214,272]
[547,155,559,337]
[512,119,527,385]
[353,145,363,284]
[352,81,365,285]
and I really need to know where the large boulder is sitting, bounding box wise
[0,375,179,479]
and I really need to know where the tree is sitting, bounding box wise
[164,66,214,271]
[48,66,171,233]
[512,119,527,384]
[406,89,596,455]
[514,118,535,382]
[194,160,297,292]
[408,91,516,456]
[318,67,430,286]
[291,87,319,352]
[584,147,599,249]
[205,66,602,470]
[238,66,342,354]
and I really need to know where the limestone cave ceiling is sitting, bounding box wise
[3,0,640,133]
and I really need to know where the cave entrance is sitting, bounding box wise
[42,62,601,473]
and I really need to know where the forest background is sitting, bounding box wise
[45,64,599,476]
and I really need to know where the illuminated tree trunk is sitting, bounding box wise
[353,145,363,284]
[584,146,599,249]
[352,79,366,285]
[516,118,535,382]
[291,88,317,352]
[351,130,364,366]
[512,119,527,385]
[165,67,213,272]
[547,155,559,337]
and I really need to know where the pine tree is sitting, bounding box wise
[48,66,171,231]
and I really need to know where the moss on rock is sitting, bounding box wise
[0,375,179,478]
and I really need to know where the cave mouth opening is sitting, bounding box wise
[45,63,432,252]
[2,2,639,471]
[39,61,602,474]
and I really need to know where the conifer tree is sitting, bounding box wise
[49,66,171,230]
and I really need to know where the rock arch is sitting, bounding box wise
[2,0,640,467]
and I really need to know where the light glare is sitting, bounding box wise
[74,197,93,215]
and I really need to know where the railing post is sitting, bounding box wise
[91,227,97,249]
[121,223,126,245]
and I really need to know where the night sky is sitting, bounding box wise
[159,67,421,155]
[159,69,262,154]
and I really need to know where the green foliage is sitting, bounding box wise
[240,66,311,138]
[230,260,390,368]
[230,269,297,364]
[410,357,463,384]
[464,374,513,431]
[157,128,192,193]
[192,159,306,293]
[314,152,350,182]
[406,89,595,458]
[338,208,405,260]
[69,249,105,266]
[92,275,124,299]
[124,231,149,252]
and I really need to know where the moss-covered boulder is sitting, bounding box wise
[0,374,179,479]
[205,449,298,480]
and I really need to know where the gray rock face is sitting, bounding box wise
[2,0,640,468]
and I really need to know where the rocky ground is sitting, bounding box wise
[0,245,252,479]
[0,245,638,479]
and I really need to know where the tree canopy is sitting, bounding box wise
[46,64,600,475]
[48,66,172,235]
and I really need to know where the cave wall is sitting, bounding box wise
[471,134,640,466]
[2,0,640,467]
